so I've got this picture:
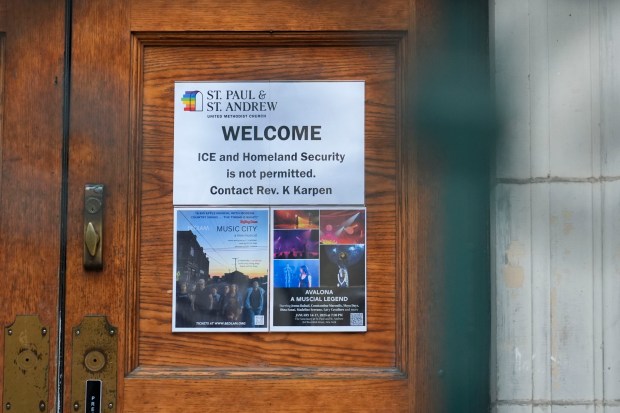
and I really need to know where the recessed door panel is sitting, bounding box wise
[134,38,399,371]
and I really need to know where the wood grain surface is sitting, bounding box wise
[130,0,409,32]
[136,38,399,370]
[0,0,462,411]
[65,0,416,406]
[0,0,65,409]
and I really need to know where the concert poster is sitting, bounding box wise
[172,207,270,332]
[270,207,367,332]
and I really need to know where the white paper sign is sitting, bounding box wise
[174,81,364,206]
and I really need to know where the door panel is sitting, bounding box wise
[0,1,65,410]
[125,379,408,412]
[66,0,419,411]
[65,3,131,412]
[136,37,399,370]
[129,0,408,32]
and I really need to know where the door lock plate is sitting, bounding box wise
[3,315,50,413]
[84,184,104,270]
[71,316,117,412]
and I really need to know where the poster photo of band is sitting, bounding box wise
[172,208,270,332]
[270,208,367,332]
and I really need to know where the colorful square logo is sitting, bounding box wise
[181,90,203,111]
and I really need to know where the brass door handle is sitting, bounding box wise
[84,184,104,270]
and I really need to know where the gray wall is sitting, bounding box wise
[491,0,620,411]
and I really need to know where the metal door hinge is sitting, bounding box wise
[3,315,50,413]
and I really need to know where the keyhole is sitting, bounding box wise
[17,350,37,370]
[84,350,106,372]
[85,197,102,214]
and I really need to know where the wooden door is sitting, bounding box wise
[0,2,66,412]
[68,2,414,411]
[1,1,448,411]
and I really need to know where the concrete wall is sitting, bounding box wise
[491,0,620,411]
